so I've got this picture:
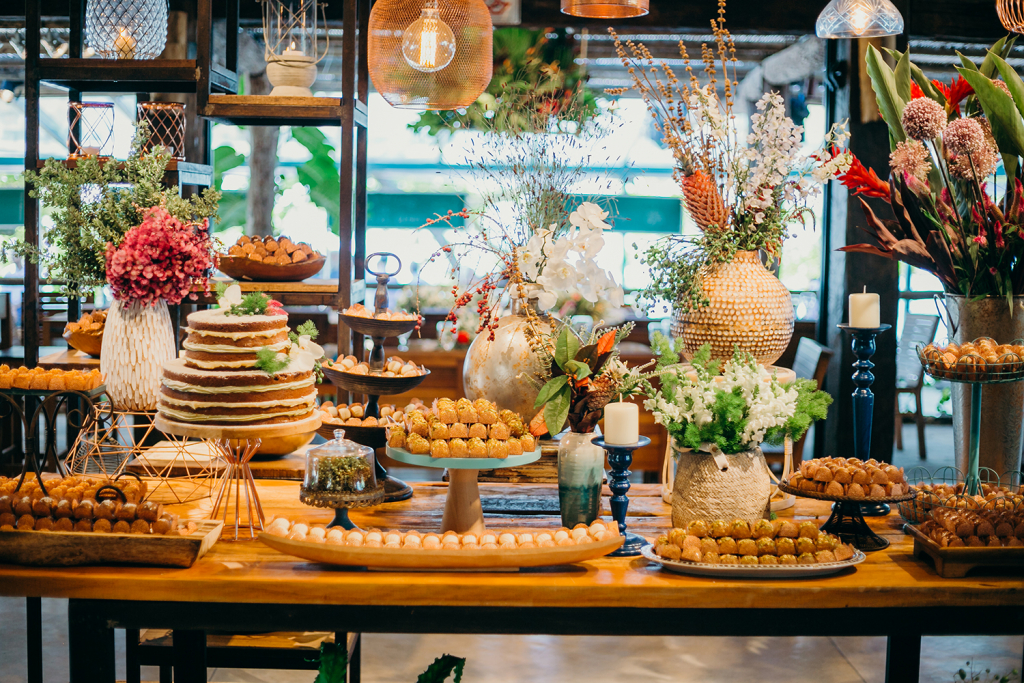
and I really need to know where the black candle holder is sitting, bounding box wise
[838,324,892,517]
[593,436,650,557]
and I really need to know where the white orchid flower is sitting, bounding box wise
[289,334,325,361]
[535,288,558,311]
[570,202,611,231]
[537,257,577,293]
[573,226,605,259]
[543,236,573,262]
[218,283,242,310]
[517,236,546,282]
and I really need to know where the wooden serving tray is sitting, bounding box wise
[217,254,326,282]
[906,524,1024,578]
[259,531,624,570]
[0,520,223,568]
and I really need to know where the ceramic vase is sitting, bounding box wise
[462,288,551,418]
[670,445,771,527]
[672,250,794,365]
[100,299,176,412]
[944,294,1024,476]
[266,56,318,97]
[557,432,604,527]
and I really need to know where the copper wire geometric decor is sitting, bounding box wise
[67,101,114,158]
[560,0,649,18]
[368,0,493,111]
[998,0,1024,32]
[85,0,169,59]
[137,102,186,160]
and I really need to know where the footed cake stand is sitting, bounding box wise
[155,413,321,540]
[387,446,542,534]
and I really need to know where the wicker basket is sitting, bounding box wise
[670,446,772,527]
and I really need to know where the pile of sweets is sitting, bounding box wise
[653,518,856,565]
[265,517,618,548]
[386,398,533,459]
[919,338,1024,381]
[905,482,1024,520]
[64,309,106,336]
[341,303,418,322]
[224,235,320,265]
[318,398,429,428]
[0,366,103,392]
[919,508,1024,548]
[323,355,424,378]
[787,457,908,498]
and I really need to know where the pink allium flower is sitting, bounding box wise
[993,79,1013,98]
[902,98,947,141]
[890,139,932,181]
[943,118,985,156]
[105,206,214,306]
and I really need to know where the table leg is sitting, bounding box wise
[349,633,361,683]
[68,599,116,683]
[125,628,141,683]
[442,468,484,534]
[885,632,921,683]
[172,630,207,683]
[26,597,41,683]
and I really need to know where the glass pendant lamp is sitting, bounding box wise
[815,0,904,38]
[85,0,168,59]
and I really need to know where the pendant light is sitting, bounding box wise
[560,0,649,18]
[815,0,904,38]
[998,0,1024,33]
[368,0,493,111]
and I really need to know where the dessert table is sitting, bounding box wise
[1,480,1022,683]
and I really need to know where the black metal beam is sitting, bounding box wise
[22,0,40,369]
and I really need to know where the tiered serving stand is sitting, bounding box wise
[154,413,321,540]
[323,252,429,503]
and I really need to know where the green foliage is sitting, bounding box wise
[224,292,275,316]
[312,643,465,683]
[292,127,341,224]
[953,660,1019,683]
[254,346,290,375]
[417,655,466,683]
[213,145,247,231]
[865,44,908,149]
[290,319,320,343]
[2,123,220,297]
[957,62,1024,159]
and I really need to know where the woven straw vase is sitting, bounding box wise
[100,299,176,412]
[670,446,772,527]
[672,250,794,364]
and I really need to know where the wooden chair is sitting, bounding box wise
[763,337,833,470]
[895,313,940,460]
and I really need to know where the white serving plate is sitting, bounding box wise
[640,544,866,578]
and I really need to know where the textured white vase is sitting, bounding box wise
[100,299,176,412]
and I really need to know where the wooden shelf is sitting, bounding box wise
[202,95,367,128]
[36,158,213,188]
[37,58,237,94]
[191,279,365,307]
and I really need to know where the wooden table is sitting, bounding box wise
[1,481,1022,682]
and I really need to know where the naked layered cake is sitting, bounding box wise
[157,307,318,425]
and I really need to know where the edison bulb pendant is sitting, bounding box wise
[401,4,456,73]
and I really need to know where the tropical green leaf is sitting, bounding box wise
[958,67,1024,158]
[959,51,981,73]
[564,359,591,380]
[292,127,341,225]
[534,375,569,409]
[865,44,907,146]
[554,325,579,368]
[314,643,348,683]
[980,36,1010,78]
[544,384,572,437]
[894,49,912,106]
[990,51,1024,122]
[417,655,466,683]
[883,47,945,105]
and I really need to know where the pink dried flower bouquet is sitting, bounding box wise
[105,206,215,306]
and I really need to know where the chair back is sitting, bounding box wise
[791,337,833,389]
[897,314,940,389]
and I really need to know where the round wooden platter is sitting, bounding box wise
[387,445,542,471]
[777,480,917,505]
[321,365,430,396]
[217,254,326,282]
[63,329,103,357]
[640,544,866,579]
[339,314,418,339]
[258,530,624,569]
[154,413,322,441]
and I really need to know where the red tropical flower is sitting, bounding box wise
[837,154,891,200]
[935,76,974,115]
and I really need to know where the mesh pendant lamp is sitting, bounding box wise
[815,0,904,38]
[368,0,493,111]
[560,0,649,18]
[998,0,1024,32]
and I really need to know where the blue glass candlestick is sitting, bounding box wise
[838,323,892,517]
[592,436,651,557]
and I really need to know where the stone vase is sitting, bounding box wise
[672,250,794,364]
[557,432,604,528]
[100,299,176,412]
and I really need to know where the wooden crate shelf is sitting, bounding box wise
[192,279,365,307]
[202,95,367,128]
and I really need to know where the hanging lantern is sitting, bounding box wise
[998,0,1024,32]
[815,0,904,38]
[68,102,114,159]
[85,0,168,60]
[368,0,493,111]
[560,0,649,18]
[260,0,329,97]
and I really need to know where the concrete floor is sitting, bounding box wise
[3,422,1021,683]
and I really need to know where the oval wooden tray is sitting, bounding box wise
[778,480,916,504]
[640,544,866,578]
[63,329,103,357]
[259,531,624,569]
[217,254,326,282]
[322,365,430,396]
[340,314,418,339]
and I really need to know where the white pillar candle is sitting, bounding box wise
[604,400,639,445]
[113,28,136,60]
[849,287,880,328]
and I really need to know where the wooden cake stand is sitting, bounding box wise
[155,413,321,540]
[387,446,542,534]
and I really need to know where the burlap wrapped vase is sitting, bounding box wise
[670,444,772,527]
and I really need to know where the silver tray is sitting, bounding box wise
[640,544,866,578]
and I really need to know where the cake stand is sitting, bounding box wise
[387,446,542,534]
[155,413,321,540]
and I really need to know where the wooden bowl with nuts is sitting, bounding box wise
[217,235,326,282]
